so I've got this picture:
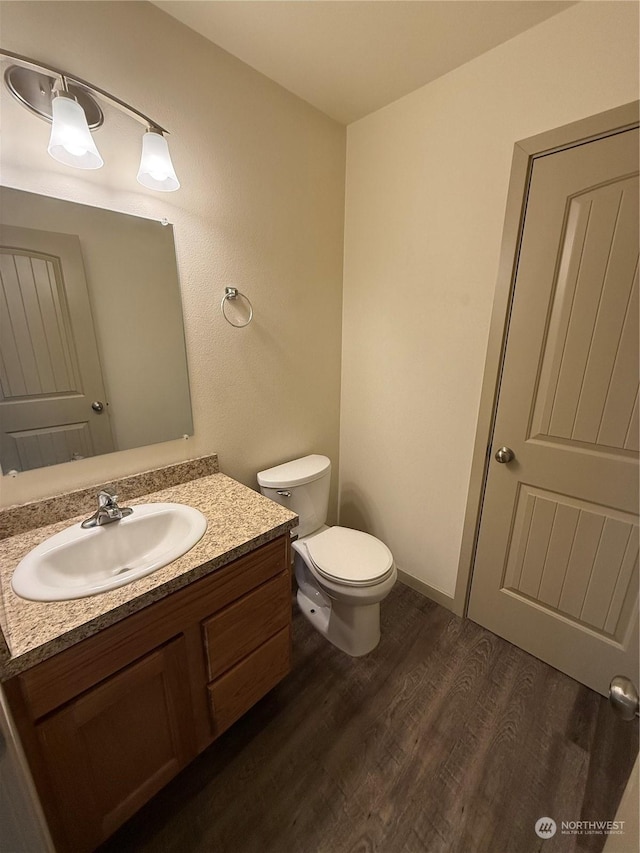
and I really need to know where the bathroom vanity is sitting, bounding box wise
[0,457,297,852]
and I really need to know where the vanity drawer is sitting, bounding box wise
[208,626,291,736]
[203,570,290,681]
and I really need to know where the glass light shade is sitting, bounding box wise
[137,130,180,192]
[47,94,104,169]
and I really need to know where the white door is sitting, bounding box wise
[468,127,639,696]
[0,225,114,472]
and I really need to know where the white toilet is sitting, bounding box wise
[257,454,397,656]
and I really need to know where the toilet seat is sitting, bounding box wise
[305,526,394,587]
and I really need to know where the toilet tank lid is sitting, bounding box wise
[257,454,331,488]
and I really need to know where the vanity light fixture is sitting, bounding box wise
[137,127,180,192]
[48,80,104,170]
[1,49,180,192]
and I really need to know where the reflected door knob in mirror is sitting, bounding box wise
[495,446,515,464]
[91,401,105,413]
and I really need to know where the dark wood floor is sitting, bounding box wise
[99,583,638,853]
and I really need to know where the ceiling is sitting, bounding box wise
[153,1,576,124]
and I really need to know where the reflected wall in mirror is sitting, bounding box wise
[0,187,193,474]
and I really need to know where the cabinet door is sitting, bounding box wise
[36,637,196,852]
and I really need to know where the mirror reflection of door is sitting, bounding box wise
[0,225,114,472]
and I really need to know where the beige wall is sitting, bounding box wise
[0,1,345,513]
[340,2,639,597]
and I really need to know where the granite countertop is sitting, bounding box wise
[0,473,297,678]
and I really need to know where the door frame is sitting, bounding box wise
[453,101,640,618]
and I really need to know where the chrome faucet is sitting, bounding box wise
[81,489,133,529]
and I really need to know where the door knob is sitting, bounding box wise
[495,446,515,464]
[609,675,639,721]
[91,401,104,413]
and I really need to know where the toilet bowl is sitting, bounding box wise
[257,455,396,656]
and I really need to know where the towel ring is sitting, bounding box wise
[221,287,253,328]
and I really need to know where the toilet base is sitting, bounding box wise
[297,588,330,636]
[297,588,381,657]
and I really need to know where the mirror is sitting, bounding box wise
[0,187,193,474]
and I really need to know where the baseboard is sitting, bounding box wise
[396,569,459,615]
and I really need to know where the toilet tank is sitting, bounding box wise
[257,455,331,538]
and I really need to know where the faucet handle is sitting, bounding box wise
[98,489,118,507]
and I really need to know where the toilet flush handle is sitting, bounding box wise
[277,490,291,498]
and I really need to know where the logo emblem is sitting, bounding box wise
[535,817,557,838]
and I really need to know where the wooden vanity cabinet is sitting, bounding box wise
[4,535,291,853]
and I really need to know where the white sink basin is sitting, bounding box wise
[11,503,208,602]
